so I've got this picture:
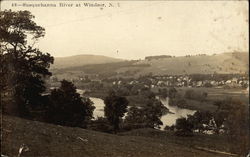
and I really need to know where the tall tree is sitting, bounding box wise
[0,10,54,117]
[142,99,165,128]
[104,91,128,133]
[47,80,95,127]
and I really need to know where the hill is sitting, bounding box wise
[51,52,248,79]
[134,52,248,75]
[51,54,124,69]
[2,115,232,157]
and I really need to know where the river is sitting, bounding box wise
[89,96,195,130]
[89,97,105,119]
[77,89,195,130]
[159,97,195,130]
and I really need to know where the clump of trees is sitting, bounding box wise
[158,87,178,99]
[124,95,167,130]
[186,111,213,133]
[145,55,173,61]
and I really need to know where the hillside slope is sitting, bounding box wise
[133,52,248,75]
[51,54,124,69]
[51,52,248,79]
[2,116,230,157]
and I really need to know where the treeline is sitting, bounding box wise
[145,55,173,61]
[190,73,247,82]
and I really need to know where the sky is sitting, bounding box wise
[1,0,249,60]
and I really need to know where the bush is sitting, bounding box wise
[88,117,113,133]
[204,82,212,87]
[164,125,175,131]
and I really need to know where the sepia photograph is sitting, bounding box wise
[0,0,249,157]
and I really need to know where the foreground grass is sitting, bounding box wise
[2,115,234,157]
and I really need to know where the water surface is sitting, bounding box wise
[159,97,195,130]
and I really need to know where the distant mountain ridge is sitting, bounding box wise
[51,52,248,79]
[133,52,249,75]
[51,54,124,69]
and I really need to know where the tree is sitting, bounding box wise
[124,106,145,129]
[0,10,54,118]
[143,99,165,128]
[104,91,128,133]
[125,99,166,129]
[47,80,95,127]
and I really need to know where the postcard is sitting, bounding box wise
[1,0,249,157]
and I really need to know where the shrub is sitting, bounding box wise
[89,117,113,133]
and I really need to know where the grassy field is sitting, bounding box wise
[2,115,235,157]
[152,86,248,111]
[175,87,249,104]
[175,87,248,100]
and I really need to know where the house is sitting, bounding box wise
[210,81,217,86]
[231,77,238,84]
[196,81,203,87]
[225,80,232,84]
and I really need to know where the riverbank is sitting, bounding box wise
[83,87,249,112]
[2,115,232,157]
[87,96,186,129]
[157,87,248,112]
[84,92,155,107]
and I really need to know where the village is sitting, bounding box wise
[49,73,249,90]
